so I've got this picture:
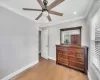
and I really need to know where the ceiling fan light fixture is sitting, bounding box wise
[23,0,64,21]
[43,11,49,16]
[74,12,77,15]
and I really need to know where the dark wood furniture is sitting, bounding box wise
[71,35,80,45]
[56,45,88,74]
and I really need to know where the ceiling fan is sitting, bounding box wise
[23,0,64,21]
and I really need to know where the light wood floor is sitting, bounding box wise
[39,55,46,62]
[11,59,88,80]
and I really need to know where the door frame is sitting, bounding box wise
[41,29,49,59]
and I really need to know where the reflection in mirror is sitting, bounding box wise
[60,27,81,45]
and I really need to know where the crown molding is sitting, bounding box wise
[0,0,93,28]
[40,16,86,28]
[84,0,94,17]
[87,0,100,24]
[40,0,94,28]
[0,2,37,22]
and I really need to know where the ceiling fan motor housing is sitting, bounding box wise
[42,9,48,12]
[43,0,48,6]
[23,0,64,21]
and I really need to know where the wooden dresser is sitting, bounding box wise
[56,45,88,74]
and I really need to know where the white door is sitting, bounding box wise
[41,29,49,59]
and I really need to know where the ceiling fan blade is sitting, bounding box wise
[23,8,42,11]
[35,13,43,20]
[49,11,63,16]
[47,15,52,21]
[47,0,64,10]
[37,0,45,9]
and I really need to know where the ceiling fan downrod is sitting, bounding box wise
[43,0,48,6]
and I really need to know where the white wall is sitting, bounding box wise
[42,19,89,59]
[0,6,38,79]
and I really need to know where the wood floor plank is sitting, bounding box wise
[11,59,88,80]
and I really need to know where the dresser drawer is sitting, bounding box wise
[57,46,67,51]
[62,53,69,59]
[68,52,76,57]
[57,59,69,66]
[63,59,69,65]
[68,47,78,51]
[57,50,63,54]
[76,57,84,63]
[69,56,84,63]
[57,50,69,59]
[57,55,69,60]
[57,57,63,61]
[56,45,88,74]
[57,53,63,58]
[57,58,68,65]
[57,50,63,57]
[77,49,84,54]
[69,61,84,71]
[57,56,69,65]
[62,55,69,59]
[57,57,64,63]
[77,53,84,58]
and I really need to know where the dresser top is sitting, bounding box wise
[56,45,87,48]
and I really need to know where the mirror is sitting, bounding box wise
[60,26,81,45]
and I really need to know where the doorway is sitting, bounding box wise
[41,29,49,60]
[38,30,43,62]
[38,29,49,62]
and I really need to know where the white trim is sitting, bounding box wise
[84,0,94,17]
[41,16,86,28]
[48,56,56,61]
[0,2,90,28]
[1,60,39,80]
[87,0,100,23]
[88,72,92,80]
[91,1,100,17]
[0,0,93,28]
[41,54,48,59]
[0,2,36,22]
[40,0,94,28]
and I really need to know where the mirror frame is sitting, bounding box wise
[60,26,82,45]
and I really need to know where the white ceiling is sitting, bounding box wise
[0,0,93,27]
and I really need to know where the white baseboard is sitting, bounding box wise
[41,54,48,59]
[1,60,39,80]
[88,72,92,80]
[48,56,56,61]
